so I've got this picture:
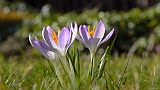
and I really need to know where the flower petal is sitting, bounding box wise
[47,51,56,60]
[93,20,105,39]
[79,25,91,41]
[76,35,84,43]
[76,35,91,49]
[29,35,55,60]
[70,22,78,44]
[58,27,71,49]
[85,38,100,53]
[42,26,58,49]
[99,28,114,45]
[36,38,52,51]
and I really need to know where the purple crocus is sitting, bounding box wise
[29,22,78,59]
[76,20,114,54]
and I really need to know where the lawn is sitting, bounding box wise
[0,51,160,90]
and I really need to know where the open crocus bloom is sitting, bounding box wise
[76,20,114,54]
[29,22,78,59]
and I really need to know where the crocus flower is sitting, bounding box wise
[76,20,114,54]
[29,22,78,59]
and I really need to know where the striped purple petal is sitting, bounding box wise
[58,27,71,49]
[79,25,91,41]
[85,38,100,53]
[42,26,58,50]
[29,35,55,60]
[99,28,114,45]
[93,20,105,39]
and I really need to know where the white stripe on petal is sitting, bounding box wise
[70,22,78,44]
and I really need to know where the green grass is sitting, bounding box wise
[0,52,160,90]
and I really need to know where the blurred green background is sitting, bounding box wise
[0,0,160,58]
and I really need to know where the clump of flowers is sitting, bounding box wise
[29,20,114,89]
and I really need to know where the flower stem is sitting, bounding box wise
[87,52,95,81]
[52,62,64,87]
[91,52,95,80]
[61,56,76,89]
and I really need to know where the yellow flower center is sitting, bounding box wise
[88,25,96,37]
[51,29,60,44]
